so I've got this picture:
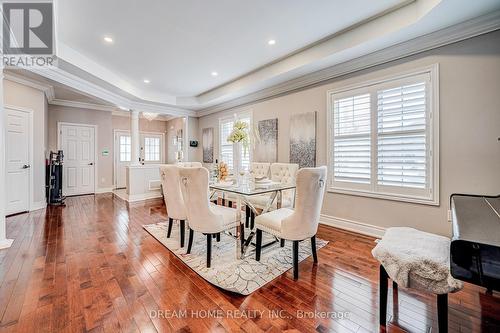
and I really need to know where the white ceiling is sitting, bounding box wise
[56,0,404,97]
[13,0,500,115]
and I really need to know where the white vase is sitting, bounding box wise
[233,142,242,185]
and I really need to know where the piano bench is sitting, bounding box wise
[372,227,464,332]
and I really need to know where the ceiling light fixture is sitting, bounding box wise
[211,71,218,77]
[142,112,159,121]
[143,79,150,83]
[104,36,113,43]
[268,39,276,45]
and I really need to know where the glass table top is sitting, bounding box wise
[209,181,295,196]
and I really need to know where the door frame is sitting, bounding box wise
[113,129,130,189]
[113,129,166,189]
[5,104,33,212]
[57,122,98,195]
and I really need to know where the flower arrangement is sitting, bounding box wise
[227,120,249,156]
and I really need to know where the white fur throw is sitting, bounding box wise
[372,227,463,295]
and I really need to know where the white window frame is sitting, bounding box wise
[326,64,440,206]
[119,135,132,162]
[142,134,162,163]
[218,112,253,171]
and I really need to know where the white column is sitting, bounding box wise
[0,69,14,249]
[130,110,140,165]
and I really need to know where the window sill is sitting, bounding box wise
[327,187,439,206]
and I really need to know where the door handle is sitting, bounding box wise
[22,164,30,169]
[88,162,94,166]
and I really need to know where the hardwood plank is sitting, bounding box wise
[0,193,498,332]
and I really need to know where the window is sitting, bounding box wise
[220,119,234,167]
[119,135,131,162]
[219,114,252,171]
[144,136,161,162]
[333,93,371,185]
[328,66,439,205]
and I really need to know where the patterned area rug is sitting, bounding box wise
[143,222,328,295]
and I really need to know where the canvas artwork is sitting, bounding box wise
[289,111,317,168]
[202,127,214,163]
[255,118,278,163]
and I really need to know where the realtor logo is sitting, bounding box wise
[2,2,53,55]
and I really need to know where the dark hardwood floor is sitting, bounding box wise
[0,194,499,332]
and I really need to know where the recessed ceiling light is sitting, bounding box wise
[211,71,218,77]
[118,106,128,111]
[104,36,113,43]
[143,79,150,83]
[268,39,276,45]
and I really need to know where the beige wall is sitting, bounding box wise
[166,117,186,163]
[4,80,47,206]
[112,115,168,133]
[112,114,168,165]
[48,105,114,189]
[197,30,500,236]
[48,107,169,190]
[187,116,201,162]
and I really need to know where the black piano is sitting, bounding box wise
[451,194,500,292]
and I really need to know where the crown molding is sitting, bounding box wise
[197,10,500,117]
[130,100,195,118]
[112,110,132,117]
[49,99,177,120]
[27,66,196,117]
[4,72,55,102]
[12,9,500,118]
[112,109,174,121]
[49,98,117,112]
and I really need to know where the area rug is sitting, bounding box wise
[143,222,328,295]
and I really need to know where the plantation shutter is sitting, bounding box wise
[333,93,371,185]
[377,81,427,189]
[329,68,436,203]
[220,120,234,169]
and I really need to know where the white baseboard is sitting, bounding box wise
[0,238,14,249]
[319,214,386,238]
[128,191,163,203]
[95,187,114,194]
[30,201,47,211]
[114,189,163,203]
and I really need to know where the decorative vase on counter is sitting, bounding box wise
[175,150,184,163]
[233,142,242,186]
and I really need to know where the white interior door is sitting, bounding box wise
[114,131,131,189]
[60,124,95,196]
[5,107,31,215]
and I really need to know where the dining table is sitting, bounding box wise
[209,179,296,259]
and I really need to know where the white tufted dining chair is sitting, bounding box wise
[159,165,188,247]
[228,162,270,227]
[177,161,202,168]
[254,166,327,279]
[179,167,243,268]
[244,163,299,229]
[250,162,271,178]
[270,163,299,184]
